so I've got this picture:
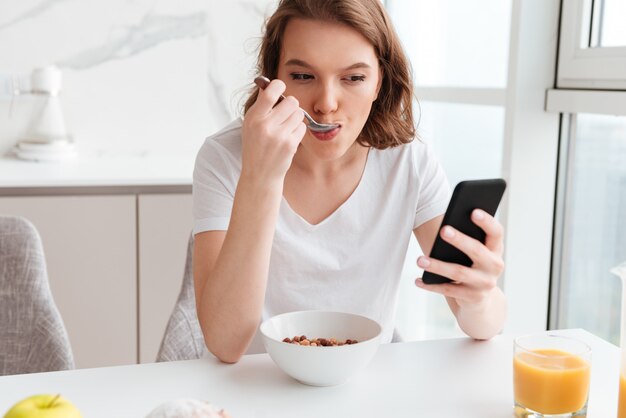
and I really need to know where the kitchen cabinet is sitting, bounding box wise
[0,195,137,368]
[138,194,193,363]
[0,153,196,368]
[0,191,193,368]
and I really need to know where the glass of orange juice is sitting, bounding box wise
[513,334,591,417]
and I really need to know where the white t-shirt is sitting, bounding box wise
[193,118,450,353]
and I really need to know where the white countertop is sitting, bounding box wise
[0,150,195,190]
[0,329,619,418]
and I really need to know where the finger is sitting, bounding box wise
[283,110,306,142]
[252,79,287,115]
[417,255,480,286]
[267,96,302,126]
[415,278,469,300]
[280,103,305,129]
[415,278,492,306]
[291,120,307,140]
[471,209,504,255]
[439,224,504,275]
[418,254,501,288]
[438,225,492,267]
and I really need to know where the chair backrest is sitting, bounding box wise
[156,235,208,362]
[0,216,74,375]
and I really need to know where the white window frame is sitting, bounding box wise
[547,0,626,331]
[547,89,626,115]
[500,0,561,335]
[558,0,626,89]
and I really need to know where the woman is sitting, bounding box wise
[193,0,506,363]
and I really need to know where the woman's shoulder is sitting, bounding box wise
[371,138,432,166]
[194,118,243,176]
[197,118,243,159]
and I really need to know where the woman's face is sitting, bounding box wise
[277,18,381,162]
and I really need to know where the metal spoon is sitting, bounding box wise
[254,76,340,133]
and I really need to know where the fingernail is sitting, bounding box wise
[417,256,431,268]
[473,209,485,220]
[443,226,455,238]
[415,278,424,287]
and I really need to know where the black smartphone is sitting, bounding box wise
[421,178,507,284]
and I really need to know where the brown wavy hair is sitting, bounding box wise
[243,0,415,149]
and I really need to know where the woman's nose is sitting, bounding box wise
[313,82,339,116]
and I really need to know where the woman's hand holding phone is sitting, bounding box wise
[414,179,507,339]
[241,79,307,186]
[415,208,505,312]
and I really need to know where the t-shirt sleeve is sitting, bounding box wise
[412,141,451,229]
[192,139,237,234]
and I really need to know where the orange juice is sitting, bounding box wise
[619,374,626,418]
[513,348,590,414]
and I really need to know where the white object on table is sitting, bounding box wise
[0,329,618,418]
[260,310,383,387]
[16,66,76,162]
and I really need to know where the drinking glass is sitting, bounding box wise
[513,334,591,417]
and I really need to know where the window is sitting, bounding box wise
[549,0,626,344]
[552,114,626,345]
[387,0,511,88]
[558,0,626,89]
[418,102,504,186]
[590,0,626,47]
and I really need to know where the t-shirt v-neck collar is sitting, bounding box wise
[281,148,372,229]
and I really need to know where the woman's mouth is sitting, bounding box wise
[311,126,341,141]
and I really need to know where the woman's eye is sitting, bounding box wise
[290,73,314,81]
[344,75,366,83]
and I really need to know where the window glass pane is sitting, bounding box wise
[387,0,512,87]
[395,102,505,340]
[557,113,626,345]
[419,101,505,185]
[599,0,626,47]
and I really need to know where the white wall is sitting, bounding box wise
[0,0,277,156]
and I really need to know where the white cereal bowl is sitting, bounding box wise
[260,310,382,386]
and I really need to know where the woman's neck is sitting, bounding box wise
[289,142,370,180]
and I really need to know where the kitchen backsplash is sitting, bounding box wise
[0,0,277,156]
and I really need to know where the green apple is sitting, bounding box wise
[3,394,81,418]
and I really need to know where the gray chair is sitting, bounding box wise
[156,235,208,362]
[0,216,74,375]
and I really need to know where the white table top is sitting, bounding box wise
[0,329,619,418]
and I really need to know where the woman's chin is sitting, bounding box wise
[303,141,354,162]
